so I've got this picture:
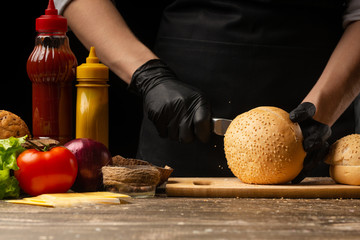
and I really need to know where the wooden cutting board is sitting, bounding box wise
[166,177,360,198]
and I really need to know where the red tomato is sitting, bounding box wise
[15,147,78,196]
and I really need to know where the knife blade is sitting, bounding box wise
[212,118,232,136]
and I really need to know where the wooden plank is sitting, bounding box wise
[166,177,360,198]
[1,197,360,239]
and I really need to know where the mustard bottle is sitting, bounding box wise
[76,47,109,147]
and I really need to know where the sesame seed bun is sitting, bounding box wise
[325,134,360,186]
[224,106,306,184]
[329,166,360,186]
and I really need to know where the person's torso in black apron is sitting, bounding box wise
[137,0,355,177]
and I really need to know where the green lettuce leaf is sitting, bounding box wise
[0,136,26,170]
[0,136,26,199]
[0,170,20,199]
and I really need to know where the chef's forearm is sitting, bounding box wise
[63,0,157,83]
[303,20,360,126]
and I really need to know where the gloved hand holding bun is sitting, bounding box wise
[289,102,332,184]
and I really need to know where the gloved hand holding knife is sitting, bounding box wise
[129,59,212,144]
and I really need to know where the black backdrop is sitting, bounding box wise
[6,1,359,159]
[3,1,168,157]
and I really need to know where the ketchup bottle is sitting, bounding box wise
[27,0,77,144]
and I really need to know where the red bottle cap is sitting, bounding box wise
[36,0,67,32]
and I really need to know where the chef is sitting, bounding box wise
[55,0,360,181]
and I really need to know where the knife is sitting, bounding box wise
[212,118,232,136]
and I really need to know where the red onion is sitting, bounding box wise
[64,138,112,192]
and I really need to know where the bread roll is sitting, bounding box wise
[224,106,306,184]
[325,134,360,185]
[329,166,360,186]
[0,110,31,139]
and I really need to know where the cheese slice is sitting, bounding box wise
[6,192,130,207]
[6,199,54,207]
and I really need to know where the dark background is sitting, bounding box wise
[3,1,169,157]
[4,1,358,161]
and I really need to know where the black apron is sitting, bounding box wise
[137,0,355,176]
[356,95,360,133]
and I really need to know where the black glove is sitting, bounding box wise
[129,59,211,143]
[289,102,332,184]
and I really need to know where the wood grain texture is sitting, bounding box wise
[1,197,360,239]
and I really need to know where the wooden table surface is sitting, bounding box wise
[1,196,360,240]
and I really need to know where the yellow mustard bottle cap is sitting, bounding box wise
[77,47,109,79]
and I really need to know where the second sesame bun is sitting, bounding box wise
[329,166,360,186]
[325,134,360,185]
[224,106,306,184]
